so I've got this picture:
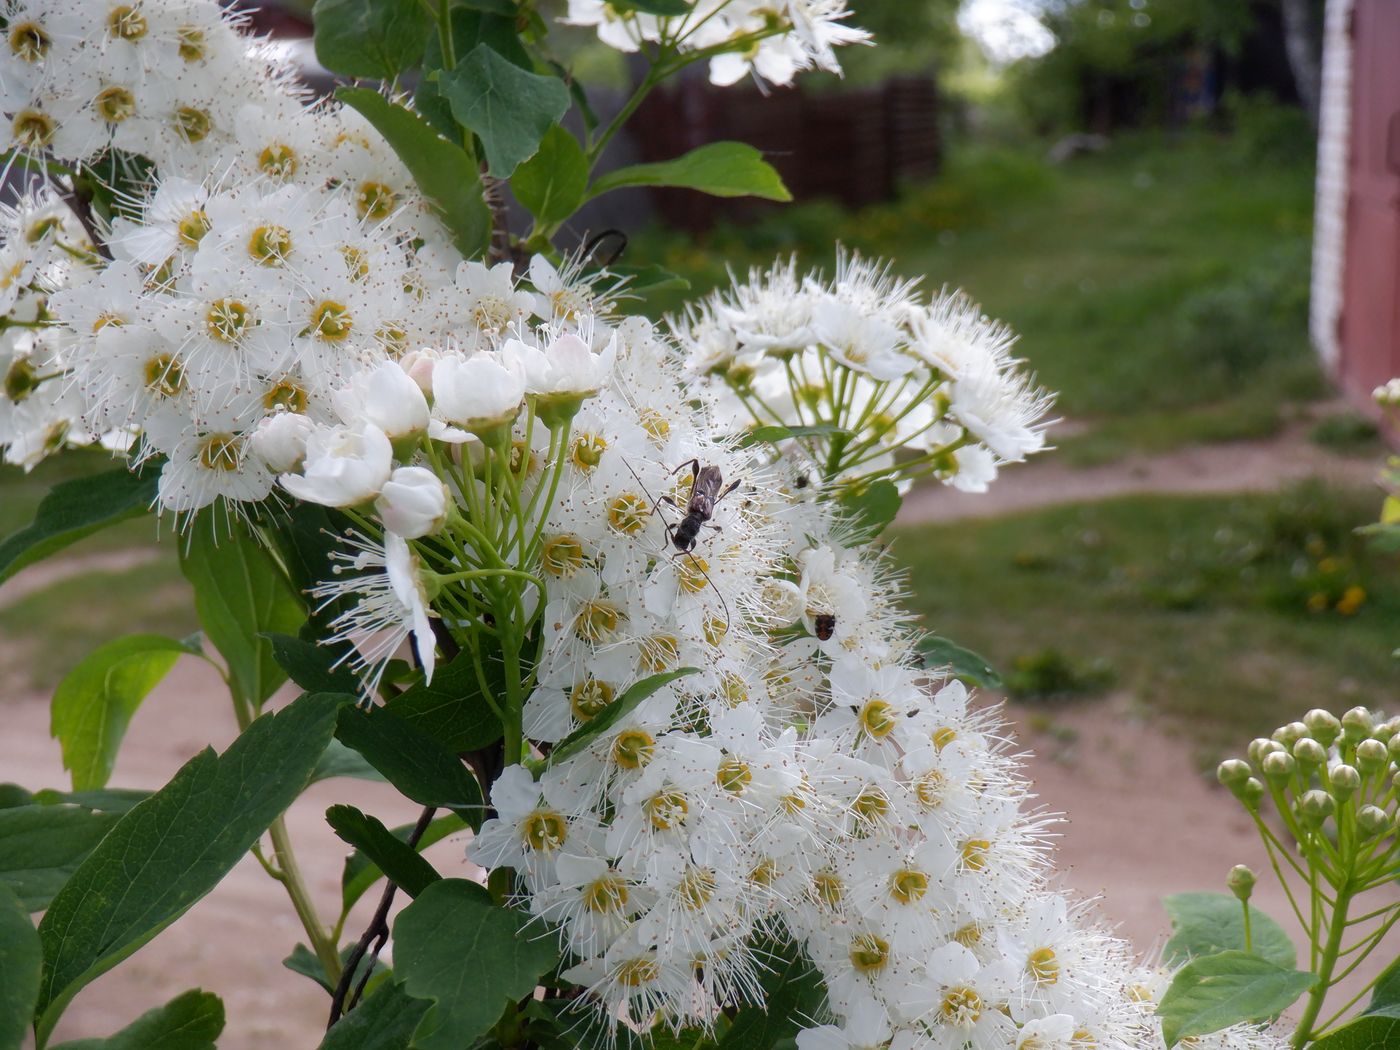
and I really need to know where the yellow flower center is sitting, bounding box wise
[677,556,710,594]
[205,298,251,343]
[174,105,211,142]
[859,699,898,739]
[259,143,298,181]
[1027,946,1059,985]
[92,312,124,332]
[612,728,655,770]
[357,180,397,221]
[376,323,408,356]
[13,110,55,148]
[639,634,679,673]
[718,671,749,708]
[939,986,983,1027]
[542,535,584,578]
[716,757,752,794]
[107,5,148,41]
[582,874,628,914]
[4,358,39,402]
[849,933,889,974]
[617,958,658,987]
[263,379,308,414]
[644,788,688,829]
[177,25,206,61]
[26,216,61,243]
[639,407,670,442]
[960,838,991,872]
[569,678,614,722]
[570,433,606,471]
[142,353,184,398]
[310,300,353,341]
[95,86,136,123]
[748,858,778,886]
[703,614,729,646]
[177,209,211,248]
[248,224,292,266]
[341,246,369,282]
[933,726,958,751]
[9,22,50,61]
[521,810,567,853]
[678,867,716,909]
[852,787,890,827]
[915,769,948,809]
[813,870,843,907]
[954,922,984,950]
[889,867,929,904]
[574,600,622,644]
[607,492,650,534]
[198,433,240,472]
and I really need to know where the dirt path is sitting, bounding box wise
[899,416,1380,525]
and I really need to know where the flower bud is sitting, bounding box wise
[432,352,526,440]
[1328,764,1361,802]
[251,412,315,473]
[1273,722,1308,748]
[399,349,439,395]
[1298,789,1334,827]
[334,360,430,440]
[1262,751,1295,783]
[1292,737,1327,768]
[1218,759,1252,789]
[1342,707,1375,744]
[1389,734,1400,762]
[1248,738,1283,768]
[375,466,449,539]
[1227,864,1256,902]
[1376,717,1400,742]
[1357,805,1390,840]
[1305,709,1341,747]
[1356,739,1389,776]
[1240,778,1265,810]
[280,422,392,508]
[502,331,616,426]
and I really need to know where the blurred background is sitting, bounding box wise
[5,2,1399,1045]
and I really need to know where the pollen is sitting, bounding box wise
[859,699,898,739]
[9,22,50,61]
[310,300,353,341]
[248,224,292,266]
[716,756,752,794]
[541,535,585,578]
[644,788,688,829]
[939,986,982,1026]
[259,143,298,181]
[107,5,148,41]
[582,873,628,914]
[94,86,137,123]
[849,933,889,974]
[574,600,622,644]
[1027,946,1060,985]
[198,433,241,472]
[205,298,251,343]
[520,809,567,852]
[889,867,929,904]
[142,354,185,398]
[177,210,211,248]
[612,728,656,770]
[356,180,397,221]
[569,678,614,722]
[607,492,650,534]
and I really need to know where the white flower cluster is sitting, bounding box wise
[460,327,1283,1050]
[563,0,869,87]
[675,254,1054,493]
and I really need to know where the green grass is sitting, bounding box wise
[632,131,1322,459]
[892,483,1400,770]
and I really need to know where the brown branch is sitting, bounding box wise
[55,177,113,261]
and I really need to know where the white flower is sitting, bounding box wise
[947,364,1053,463]
[375,465,448,538]
[280,421,393,507]
[251,412,315,473]
[333,360,429,440]
[431,351,526,437]
[503,331,616,401]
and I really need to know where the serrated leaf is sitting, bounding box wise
[439,44,571,177]
[1156,950,1314,1047]
[311,0,433,79]
[51,635,197,792]
[33,692,347,1044]
[0,883,40,1050]
[318,981,431,1050]
[0,805,121,912]
[1310,1015,1400,1049]
[837,479,902,540]
[341,813,468,916]
[335,704,484,817]
[1162,893,1296,969]
[179,512,305,707]
[0,466,155,586]
[267,633,360,696]
[916,635,1003,690]
[383,652,503,752]
[549,668,699,765]
[327,805,440,898]
[336,87,492,261]
[393,879,559,1050]
[589,142,791,202]
[48,988,224,1050]
[512,124,587,225]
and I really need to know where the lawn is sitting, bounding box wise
[893,482,1400,770]
[631,131,1323,462]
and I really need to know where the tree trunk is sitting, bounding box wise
[1280,0,1321,129]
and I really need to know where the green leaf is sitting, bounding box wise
[267,633,360,696]
[549,668,699,766]
[310,739,389,786]
[392,879,559,1050]
[0,883,40,1050]
[589,142,792,202]
[48,988,224,1050]
[1364,953,1400,1017]
[33,692,347,1044]
[837,479,902,539]
[0,467,155,586]
[745,424,850,446]
[179,512,305,707]
[718,937,827,1050]
[383,653,503,753]
[1162,893,1296,969]
[916,635,1003,690]
[336,87,492,261]
[1156,950,1315,1047]
[335,705,484,816]
[51,635,196,792]
[511,125,588,226]
[439,44,571,177]
[0,805,121,912]
[318,981,431,1050]
[341,813,468,916]
[1310,1016,1400,1049]
[283,942,386,996]
[326,805,440,898]
[27,789,148,814]
[311,0,433,79]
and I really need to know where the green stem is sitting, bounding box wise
[1293,884,1354,1048]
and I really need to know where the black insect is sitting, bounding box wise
[814,613,836,641]
[660,459,742,553]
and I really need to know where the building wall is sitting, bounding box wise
[1310,0,1353,372]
